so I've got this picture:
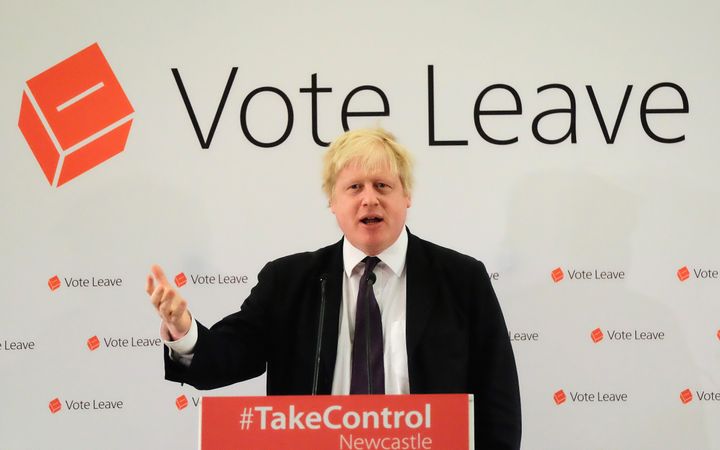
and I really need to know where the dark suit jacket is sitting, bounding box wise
[165,232,521,449]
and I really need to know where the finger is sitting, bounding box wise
[146,275,155,296]
[151,264,170,287]
[150,285,165,310]
[161,289,186,318]
[158,299,174,321]
[159,289,179,321]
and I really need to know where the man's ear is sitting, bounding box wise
[406,194,412,208]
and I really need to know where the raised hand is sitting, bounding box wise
[147,264,192,341]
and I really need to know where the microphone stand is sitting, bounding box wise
[312,274,327,395]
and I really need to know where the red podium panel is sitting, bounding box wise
[200,394,473,450]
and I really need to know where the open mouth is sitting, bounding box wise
[360,216,383,225]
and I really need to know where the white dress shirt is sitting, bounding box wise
[332,229,409,394]
[164,230,410,395]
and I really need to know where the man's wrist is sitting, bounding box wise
[162,316,198,355]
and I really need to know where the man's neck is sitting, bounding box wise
[342,229,408,278]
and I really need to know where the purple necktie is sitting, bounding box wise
[350,256,385,394]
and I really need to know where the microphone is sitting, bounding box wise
[312,274,328,395]
[368,272,377,285]
[365,271,377,394]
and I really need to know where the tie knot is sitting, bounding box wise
[362,256,381,274]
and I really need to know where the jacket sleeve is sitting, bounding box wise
[164,261,277,390]
[470,261,522,450]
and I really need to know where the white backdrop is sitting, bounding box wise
[1,1,719,449]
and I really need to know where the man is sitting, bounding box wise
[147,128,521,449]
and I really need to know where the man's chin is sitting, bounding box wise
[345,236,383,256]
[360,238,393,256]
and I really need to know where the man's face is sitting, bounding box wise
[330,161,411,256]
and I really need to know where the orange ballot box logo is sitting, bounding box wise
[48,275,61,291]
[18,43,134,187]
[551,267,564,283]
[200,394,473,450]
[677,266,690,282]
[176,395,189,411]
[86,335,100,351]
[174,272,187,288]
[48,398,62,414]
[680,389,693,404]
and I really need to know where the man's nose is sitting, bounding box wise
[361,185,379,206]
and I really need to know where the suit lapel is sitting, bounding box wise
[316,238,344,394]
[405,232,439,361]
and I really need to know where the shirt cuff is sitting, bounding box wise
[163,317,198,358]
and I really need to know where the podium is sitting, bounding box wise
[199,394,474,449]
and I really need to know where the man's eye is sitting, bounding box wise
[349,184,360,190]
[377,182,389,189]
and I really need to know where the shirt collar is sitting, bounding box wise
[342,228,408,278]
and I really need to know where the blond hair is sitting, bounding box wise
[322,128,414,200]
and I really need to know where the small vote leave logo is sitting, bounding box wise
[49,398,62,414]
[87,336,100,351]
[174,272,187,288]
[176,395,188,410]
[553,389,566,405]
[677,266,690,282]
[551,267,564,283]
[591,328,604,343]
[716,330,720,341]
[48,275,61,291]
[680,389,693,404]
[18,43,134,187]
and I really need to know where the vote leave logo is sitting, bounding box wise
[48,275,61,291]
[174,272,187,288]
[176,395,189,411]
[18,43,134,187]
[677,266,690,282]
[49,398,62,414]
[87,335,100,351]
[680,389,693,404]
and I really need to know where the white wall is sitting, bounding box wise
[1,1,718,448]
